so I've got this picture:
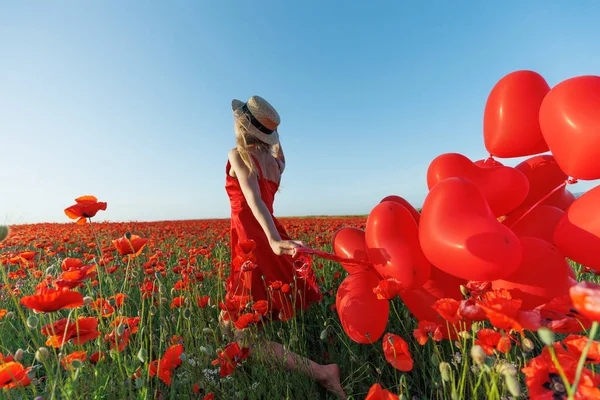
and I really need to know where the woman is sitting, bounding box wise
[221,95,346,399]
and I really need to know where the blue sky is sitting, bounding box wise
[1,1,599,224]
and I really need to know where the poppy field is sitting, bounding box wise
[1,194,600,400]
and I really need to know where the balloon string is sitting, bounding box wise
[293,247,371,266]
[292,247,386,280]
[507,178,577,228]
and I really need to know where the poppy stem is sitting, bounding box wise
[547,344,575,399]
[571,321,599,398]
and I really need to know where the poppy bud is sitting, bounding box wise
[159,285,166,294]
[430,352,440,367]
[83,296,94,305]
[137,347,148,363]
[116,323,126,336]
[27,315,39,329]
[5,311,14,319]
[505,373,521,397]
[521,337,535,353]
[538,327,555,346]
[45,266,54,275]
[124,232,132,240]
[36,347,49,362]
[439,362,452,382]
[70,359,83,369]
[202,328,212,334]
[458,331,471,340]
[183,308,191,319]
[0,225,9,242]
[155,272,162,280]
[470,345,486,365]
[15,348,23,362]
[149,306,157,315]
[135,377,143,389]
[319,329,328,341]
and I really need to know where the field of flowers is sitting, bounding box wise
[1,197,600,400]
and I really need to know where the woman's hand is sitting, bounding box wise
[270,239,307,256]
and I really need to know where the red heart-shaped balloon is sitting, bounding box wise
[336,270,389,344]
[515,155,567,208]
[504,205,564,245]
[542,189,576,211]
[540,75,600,180]
[419,177,522,281]
[427,153,529,217]
[554,185,600,272]
[379,195,420,225]
[484,70,550,157]
[332,227,370,275]
[474,158,504,168]
[492,237,571,310]
[398,266,467,339]
[366,201,430,289]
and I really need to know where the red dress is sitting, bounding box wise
[225,156,322,322]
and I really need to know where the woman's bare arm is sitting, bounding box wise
[228,149,302,255]
[272,142,285,173]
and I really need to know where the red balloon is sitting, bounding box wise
[504,205,564,245]
[542,188,576,211]
[474,158,504,168]
[540,75,600,180]
[332,227,370,275]
[419,177,522,281]
[380,195,420,225]
[427,153,529,217]
[492,237,571,310]
[366,202,430,289]
[554,185,600,272]
[515,155,567,209]
[484,70,550,157]
[399,266,467,339]
[336,270,389,344]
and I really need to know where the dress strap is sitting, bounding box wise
[250,155,265,181]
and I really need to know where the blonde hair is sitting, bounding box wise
[234,114,273,176]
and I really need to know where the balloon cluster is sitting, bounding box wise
[333,71,600,345]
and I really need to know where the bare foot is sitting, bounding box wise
[317,364,347,399]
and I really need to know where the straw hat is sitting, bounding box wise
[231,96,280,145]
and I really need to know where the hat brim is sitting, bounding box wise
[232,99,244,111]
[233,101,279,145]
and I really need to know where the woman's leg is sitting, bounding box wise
[219,311,346,398]
[254,339,346,399]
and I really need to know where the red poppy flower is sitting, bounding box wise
[20,287,84,312]
[479,289,541,333]
[413,321,443,345]
[475,329,511,355]
[211,342,249,378]
[61,351,87,370]
[252,300,269,316]
[522,343,600,399]
[54,264,97,289]
[365,383,399,400]
[563,335,600,364]
[0,310,7,320]
[89,351,105,364]
[433,298,461,325]
[234,312,260,330]
[64,195,107,224]
[536,295,592,333]
[149,344,184,386]
[373,278,403,300]
[197,295,210,308]
[41,316,100,347]
[61,257,83,271]
[458,298,487,321]
[382,333,413,372]
[570,281,600,323]
[0,361,32,389]
[112,234,148,257]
